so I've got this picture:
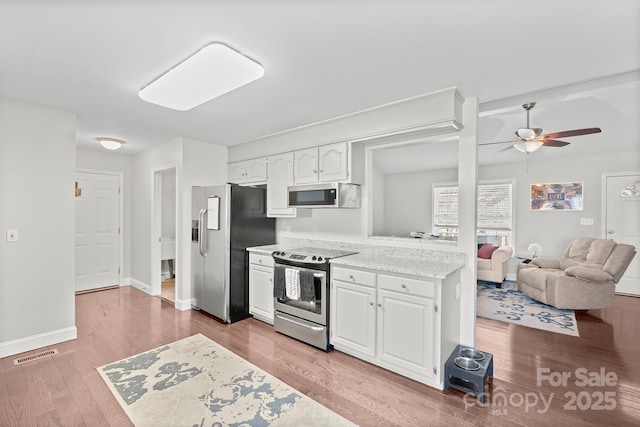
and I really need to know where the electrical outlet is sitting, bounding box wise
[6,229,18,242]
[580,218,594,226]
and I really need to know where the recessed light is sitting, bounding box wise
[138,42,264,111]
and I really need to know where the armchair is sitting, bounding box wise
[517,237,636,310]
[477,244,513,286]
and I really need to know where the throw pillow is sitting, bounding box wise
[478,244,499,259]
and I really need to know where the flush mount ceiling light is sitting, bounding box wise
[96,137,126,150]
[138,42,264,111]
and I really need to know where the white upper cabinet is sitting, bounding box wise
[267,152,296,217]
[293,148,318,185]
[293,142,363,185]
[228,157,268,184]
[319,143,349,182]
[228,162,246,184]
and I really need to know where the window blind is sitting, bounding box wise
[433,182,513,231]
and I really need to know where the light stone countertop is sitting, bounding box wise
[247,239,465,279]
[246,244,298,255]
[329,253,464,279]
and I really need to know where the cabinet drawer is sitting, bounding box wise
[378,274,435,298]
[249,253,274,268]
[332,266,376,287]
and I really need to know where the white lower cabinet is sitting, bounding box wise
[249,254,274,324]
[331,280,377,358]
[331,265,460,389]
[377,289,435,383]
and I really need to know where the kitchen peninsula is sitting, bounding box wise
[247,238,464,390]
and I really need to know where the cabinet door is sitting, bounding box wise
[267,153,296,217]
[249,264,274,324]
[331,280,376,358]
[377,289,435,379]
[293,148,319,185]
[245,158,268,183]
[228,162,246,184]
[319,143,348,182]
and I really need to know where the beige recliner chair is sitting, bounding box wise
[517,238,636,310]
[477,245,513,287]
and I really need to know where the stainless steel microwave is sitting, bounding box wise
[287,183,361,208]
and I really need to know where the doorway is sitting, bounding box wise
[75,170,122,292]
[152,166,178,303]
[603,172,640,295]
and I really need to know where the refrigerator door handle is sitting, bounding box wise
[199,208,207,256]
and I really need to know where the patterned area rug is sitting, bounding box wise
[97,334,355,427]
[477,281,579,336]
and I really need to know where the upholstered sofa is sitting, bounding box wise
[477,244,513,286]
[517,238,637,310]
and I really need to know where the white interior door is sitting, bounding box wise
[605,173,640,295]
[75,171,120,292]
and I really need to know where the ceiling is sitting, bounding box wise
[1,1,639,164]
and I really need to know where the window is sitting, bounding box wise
[432,181,514,245]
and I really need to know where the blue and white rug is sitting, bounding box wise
[97,334,355,427]
[476,281,579,336]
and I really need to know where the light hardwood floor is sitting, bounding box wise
[1,286,639,426]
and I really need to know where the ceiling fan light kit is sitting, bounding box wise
[513,140,543,153]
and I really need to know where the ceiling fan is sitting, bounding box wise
[481,102,601,154]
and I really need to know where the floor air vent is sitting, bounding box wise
[13,349,58,365]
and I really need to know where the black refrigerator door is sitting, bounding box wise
[228,185,276,322]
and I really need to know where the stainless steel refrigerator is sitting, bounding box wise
[191,184,276,323]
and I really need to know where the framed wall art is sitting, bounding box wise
[530,182,583,211]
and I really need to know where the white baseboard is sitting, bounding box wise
[174,298,192,311]
[128,278,154,295]
[0,326,77,359]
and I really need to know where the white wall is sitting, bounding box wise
[161,169,176,239]
[382,168,458,237]
[130,139,183,291]
[375,148,640,276]
[0,99,77,357]
[179,139,228,308]
[76,149,132,278]
[128,138,227,309]
[480,149,640,258]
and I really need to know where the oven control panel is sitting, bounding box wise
[272,251,325,265]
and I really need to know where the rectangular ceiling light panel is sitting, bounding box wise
[139,43,264,111]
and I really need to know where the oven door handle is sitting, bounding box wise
[275,313,324,332]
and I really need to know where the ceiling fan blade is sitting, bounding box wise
[542,139,570,147]
[540,128,601,140]
[496,144,515,153]
[479,140,514,146]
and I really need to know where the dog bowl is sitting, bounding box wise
[460,347,484,361]
[454,356,481,371]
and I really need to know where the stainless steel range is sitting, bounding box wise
[272,247,358,351]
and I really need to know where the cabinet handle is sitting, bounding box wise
[369,301,374,306]
[402,284,407,289]
[313,170,317,173]
[377,303,382,308]
[258,259,262,264]
[349,274,355,280]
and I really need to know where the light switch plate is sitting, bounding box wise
[580,218,594,226]
[7,229,18,242]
